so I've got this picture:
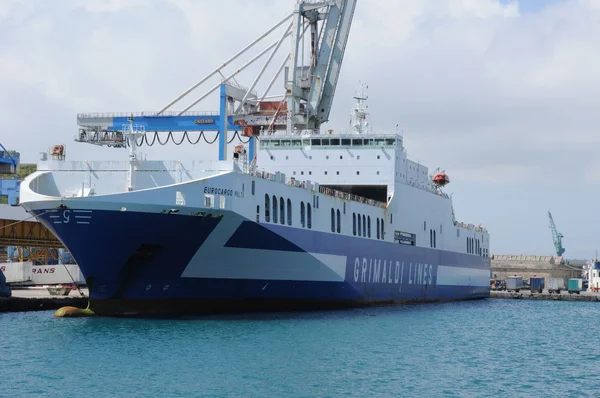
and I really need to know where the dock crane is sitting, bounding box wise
[74,0,358,164]
[0,143,20,205]
[548,211,565,257]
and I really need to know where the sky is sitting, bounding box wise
[1,0,599,259]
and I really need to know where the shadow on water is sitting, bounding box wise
[78,297,494,323]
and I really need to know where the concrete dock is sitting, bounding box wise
[491,290,600,302]
[0,288,88,313]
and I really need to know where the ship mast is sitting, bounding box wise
[350,82,368,134]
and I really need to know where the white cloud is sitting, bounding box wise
[71,0,148,13]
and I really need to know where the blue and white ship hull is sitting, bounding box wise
[25,193,490,316]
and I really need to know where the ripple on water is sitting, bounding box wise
[2,300,600,397]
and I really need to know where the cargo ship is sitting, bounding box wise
[19,0,491,316]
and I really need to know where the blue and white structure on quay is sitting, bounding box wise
[19,0,490,316]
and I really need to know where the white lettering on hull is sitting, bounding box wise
[353,257,436,287]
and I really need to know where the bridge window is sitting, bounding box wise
[381,219,384,240]
[252,181,255,195]
[272,196,278,224]
[301,201,305,228]
[430,229,433,248]
[434,230,437,248]
[280,196,285,224]
[353,213,357,236]
[265,194,270,222]
[331,208,335,232]
[287,199,292,226]
[307,203,312,229]
[337,209,341,233]
[357,214,362,237]
[367,216,371,238]
[377,218,380,239]
[256,205,260,222]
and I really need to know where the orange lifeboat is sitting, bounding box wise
[433,172,450,187]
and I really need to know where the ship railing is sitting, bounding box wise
[317,186,386,208]
[0,150,17,160]
[77,111,220,119]
[453,220,488,233]
[407,180,449,199]
[249,169,386,208]
[264,128,321,136]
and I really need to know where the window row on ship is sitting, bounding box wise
[467,237,488,257]
[259,193,387,240]
[253,187,488,256]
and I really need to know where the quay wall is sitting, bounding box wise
[491,254,581,281]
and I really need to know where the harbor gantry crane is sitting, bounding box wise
[0,143,20,205]
[548,211,565,257]
[75,0,358,165]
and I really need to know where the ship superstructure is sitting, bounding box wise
[19,0,490,316]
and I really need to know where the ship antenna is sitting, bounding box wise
[351,82,369,134]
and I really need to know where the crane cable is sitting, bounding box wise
[126,131,251,148]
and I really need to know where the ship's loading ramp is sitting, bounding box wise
[0,205,62,249]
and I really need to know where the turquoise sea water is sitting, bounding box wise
[1,299,599,397]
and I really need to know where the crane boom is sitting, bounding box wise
[548,211,565,257]
[287,0,357,131]
[74,0,360,155]
[312,0,357,126]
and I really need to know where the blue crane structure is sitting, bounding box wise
[0,143,20,206]
[74,0,357,165]
[548,211,565,257]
